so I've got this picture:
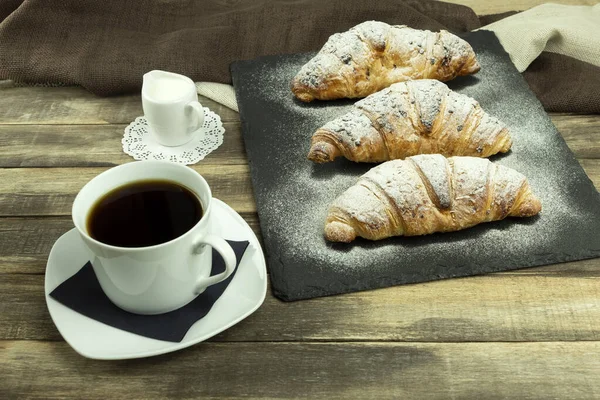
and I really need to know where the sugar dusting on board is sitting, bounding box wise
[232,31,600,300]
[241,58,402,270]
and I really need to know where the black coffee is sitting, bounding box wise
[87,180,203,248]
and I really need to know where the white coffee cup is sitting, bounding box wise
[142,70,205,147]
[71,161,237,315]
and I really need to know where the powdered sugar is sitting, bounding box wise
[232,31,600,300]
[410,154,452,208]
[326,155,537,241]
[320,111,374,147]
[353,21,390,51]
[291,21,479,101]
[407,80,446,130]
[313,79,510,160]
[362,159,435,234]
[355,85,413,132]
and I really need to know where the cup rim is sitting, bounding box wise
[72,160,212,252]
[142,70,197,104]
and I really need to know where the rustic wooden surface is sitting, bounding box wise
[2,87,600,400]
[2,1,600,397]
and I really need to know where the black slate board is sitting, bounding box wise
[231,30,600,302]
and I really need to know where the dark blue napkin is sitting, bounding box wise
[50,240,249,342]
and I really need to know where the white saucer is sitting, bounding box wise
[45,199,267,360]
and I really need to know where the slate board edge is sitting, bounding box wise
[231,60,292,298]
[230,30,600,302]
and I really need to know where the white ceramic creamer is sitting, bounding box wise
[142,70,205,147]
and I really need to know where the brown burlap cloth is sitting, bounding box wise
[1,0,599,113]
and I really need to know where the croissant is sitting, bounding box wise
[292,21,480,102]
[325,155,541,243]
[308,80,512,163]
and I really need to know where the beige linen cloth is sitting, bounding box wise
[197,3,600,112]
[195,82,239,112]
[481,3,600,72]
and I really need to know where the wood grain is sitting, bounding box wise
[444,0,597,14]
[0,86,239,124]
[0,166,256,216]
[553,114,600,159]
[578,159,600,189]
[2,2,599,398]
[0,122,246,167]
[2,340,600,399]
[0,114,598,168]
[0,160,598,217]
[3,257,600,342]
[2,87,599,157]
[0,216,261,275]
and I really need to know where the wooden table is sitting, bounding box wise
[2,5,600,398]
[2,85,600,400]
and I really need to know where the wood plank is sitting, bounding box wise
[552,114,600,159]
[2,87,599,165]
[445,0,596,14]
[1,159,598,218]
[0,86,239,124]
[0,122,246,167]
[0,114,597,168]
[0,212,595,276]
[2,340,600,399]
[2,212,596,275]
[0,166,256,216]
[3,81,598,134]
[579,159,600,189]
[0,215,262,275]
[3,257,600,342]
[0,218,73,275]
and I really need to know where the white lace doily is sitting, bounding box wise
[122,107,224,165]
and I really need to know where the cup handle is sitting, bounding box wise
[187,101,205,132]
[192,234,237,295]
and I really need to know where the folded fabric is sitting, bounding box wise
[1,0,599,113]
[50,240,249,343]
[197,3,600,113]
[196,82,238,112]
[480,3,600,72]
[0,0,478,95]
[523,51,600,114]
